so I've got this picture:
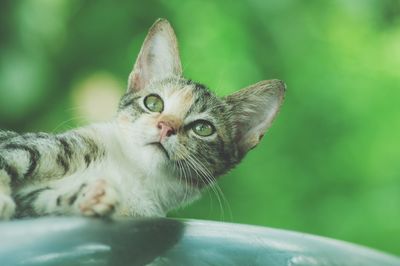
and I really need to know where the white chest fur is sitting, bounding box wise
[98,123,201,217]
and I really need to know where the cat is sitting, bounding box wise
[0,18,285,220]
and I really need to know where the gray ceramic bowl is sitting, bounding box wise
[0,217,399,266]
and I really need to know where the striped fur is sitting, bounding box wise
[0,19,285,219]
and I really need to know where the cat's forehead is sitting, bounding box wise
[147,78,223,119]
[162,82,194,118]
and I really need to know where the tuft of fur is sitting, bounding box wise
[0,19,285,220]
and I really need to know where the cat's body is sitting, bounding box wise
[0,19,285,220]
[4,122,198,218]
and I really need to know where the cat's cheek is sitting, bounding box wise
[134,116,162,142]
[161,136,180,160]
[116,113,131,124]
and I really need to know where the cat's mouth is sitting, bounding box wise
[148,142,170,159]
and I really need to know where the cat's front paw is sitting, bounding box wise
[0,194,16,220]
[78,179,119,217]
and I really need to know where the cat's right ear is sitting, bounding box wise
[225,79,286,157]
[127,19,182,92]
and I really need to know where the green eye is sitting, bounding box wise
[192,120,215,137]
[144,94,164,112]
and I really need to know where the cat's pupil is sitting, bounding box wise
[144,94,164,112]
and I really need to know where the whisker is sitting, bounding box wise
[52,116,88,133]
[186,145,233,221]
[175,143,232,221]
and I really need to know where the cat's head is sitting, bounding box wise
[117,19,285,187]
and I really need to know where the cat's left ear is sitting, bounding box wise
[225,79,286,157]
[128,18,182,92]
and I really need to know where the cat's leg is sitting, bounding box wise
[0,178,15,220]
[0,128,106,219]
[0,157,17,219]
[15,178,120,218]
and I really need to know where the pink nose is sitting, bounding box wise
[157,121,176,140]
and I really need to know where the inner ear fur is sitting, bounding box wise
[225,79,286,156]
[128,18,182,92]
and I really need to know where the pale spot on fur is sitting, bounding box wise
[162,85,194,120]
[117,113,131,124]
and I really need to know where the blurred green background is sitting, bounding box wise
[1,0,399,256]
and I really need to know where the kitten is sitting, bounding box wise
[0,19,285,220]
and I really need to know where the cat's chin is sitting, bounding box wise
[144,142,213,189]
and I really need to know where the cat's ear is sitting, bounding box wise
[128,18,182,92]
[225,79,285,156]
